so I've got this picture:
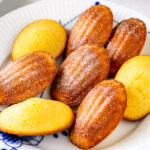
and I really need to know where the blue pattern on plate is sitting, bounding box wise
[113,19,118,24]
[0,131,44,150]
[95,1,100,5]
[0,1,150,149]
[53,134,59,139]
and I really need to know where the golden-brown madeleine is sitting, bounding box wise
[0,52,57,105]
[70,80,127,149]
[66,5,113,56]
[51,44,110,106]
[106,18,146,75]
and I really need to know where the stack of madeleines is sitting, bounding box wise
[0,4,149,149]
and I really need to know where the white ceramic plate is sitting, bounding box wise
[0,0,150,149]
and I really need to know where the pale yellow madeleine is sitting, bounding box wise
[115,55,150,121]
[0,98,74,135]
[12,19,67,60]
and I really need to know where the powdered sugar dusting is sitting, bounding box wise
[52,45,110,106]
[0,52,56,105]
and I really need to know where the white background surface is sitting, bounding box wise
[0,0,150,18]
